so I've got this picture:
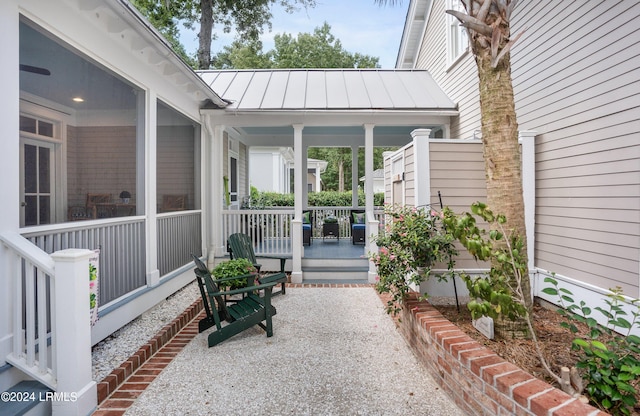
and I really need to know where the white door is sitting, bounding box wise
[20,139,56,227]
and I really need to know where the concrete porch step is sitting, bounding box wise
[0,380,52,416]
[302,266,369,281]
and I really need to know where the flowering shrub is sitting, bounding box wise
[370,204,456,314]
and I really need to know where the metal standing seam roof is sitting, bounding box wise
[196,69,456,112]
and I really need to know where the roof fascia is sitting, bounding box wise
[396,0,434,69]
[109,0,228,108]
[203,109,457,127]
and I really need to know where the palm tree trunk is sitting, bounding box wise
[475,43,532,337]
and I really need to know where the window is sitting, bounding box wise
[446,0,469,65]
[156,101,200,212]
[20,18,144,225]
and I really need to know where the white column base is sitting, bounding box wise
[291,271,303,284]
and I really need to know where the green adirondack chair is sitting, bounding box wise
[192,255,279,347]
[227,232,289,295]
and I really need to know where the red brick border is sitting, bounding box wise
[93,298,205,415]
[398,293,606,416]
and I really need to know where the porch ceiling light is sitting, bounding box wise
[72,96,84,102]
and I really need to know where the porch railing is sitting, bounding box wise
[21,217,146,306]
[307,207,385,238]
[157,211,202,276]
[221,207,385,255]
[221,209,294,255]
[0,231,96,414]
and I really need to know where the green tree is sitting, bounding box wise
[131,0,197,66]
[211,40,274,69]
[272,22,379,68]
[211,22,380,69]
[377,0,531,336]
[132,0,316,69]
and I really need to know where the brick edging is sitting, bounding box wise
[398,293,606,416]
[96,298,204,404]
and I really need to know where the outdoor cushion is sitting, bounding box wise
[352,212,365,224]
[302,223,311,230]
[352,223,366,229]
[302,211,310,224]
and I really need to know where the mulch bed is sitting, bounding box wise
[432,301,640,415]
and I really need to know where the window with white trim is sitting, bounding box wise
[446,0,469,65]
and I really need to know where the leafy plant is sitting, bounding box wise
[543,277,640,415]
[442,202,529,322]
[370,204,456,314]
[211,258,257,290]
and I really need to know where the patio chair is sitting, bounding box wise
[192,255,278,347]
[350,210,366,245]
[161,194,187,212]
[227,232,288,295]
[67,193,112,220]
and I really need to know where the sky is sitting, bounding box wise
[178,0,410,69]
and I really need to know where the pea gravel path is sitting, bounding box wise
[124,287,463,416]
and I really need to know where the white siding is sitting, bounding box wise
[510,1,640,296]
[430,140,488,269]
[414,0,480,139]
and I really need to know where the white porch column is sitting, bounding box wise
[209,123,226,262]
[291,124,304,283]
[364,125,375,215]
[0,0,19,367]
[302,143,309,207]
[144,91,160,286]
[519,130,537,272]
[50,249,97,416]
[364,124,378,283]
[411,129,432,208]
[352,144,359,207]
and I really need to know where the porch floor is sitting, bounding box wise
[304,237,365,259]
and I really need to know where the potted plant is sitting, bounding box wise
[370,204,457,314]
[211,258,258,291]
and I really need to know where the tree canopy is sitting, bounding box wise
[131,0,316,69]
[212,23,379,69]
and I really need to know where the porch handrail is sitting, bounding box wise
[0,231,97,414]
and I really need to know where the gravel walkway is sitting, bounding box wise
[123,287,463,416]
[91,281,201,382]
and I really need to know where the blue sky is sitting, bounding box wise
[178,0,410,69]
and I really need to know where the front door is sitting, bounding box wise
[20,139,55,227]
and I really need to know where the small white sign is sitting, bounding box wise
[472,316,494,339]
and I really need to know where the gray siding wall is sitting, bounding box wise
[403,145,416,207]
[511,1,640,296]
[430,140,488,269]
[415,0,480,139]
[67,125,137,207]
[157,126,196,210]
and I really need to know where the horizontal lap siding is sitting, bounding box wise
[404,146,416,206]
[67,126,137,207]
[157,126,196,210]
[415,0,480,139]
[512,1,640,297]
[430,141,489,269]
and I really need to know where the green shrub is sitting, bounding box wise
[543,278,640,415]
